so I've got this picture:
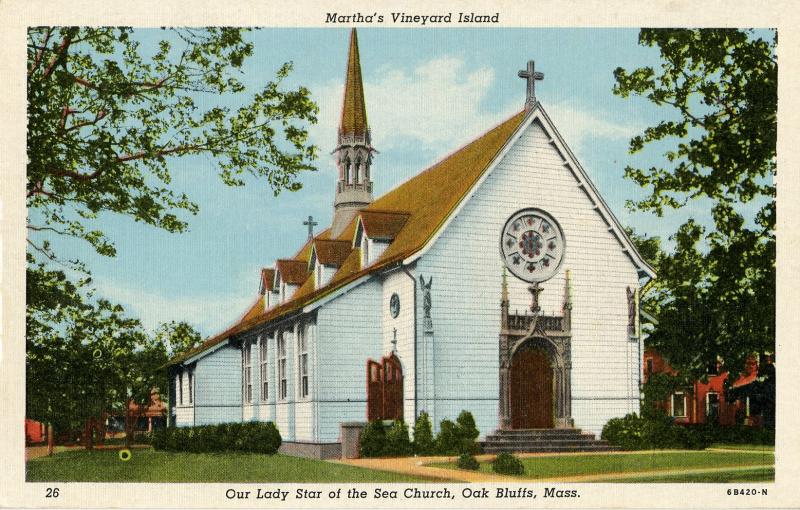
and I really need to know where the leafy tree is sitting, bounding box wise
[154,320,203,358]
[26,258,161,449]
[25,28,318,446]
[27,27,318,263]
[614,29,776,383]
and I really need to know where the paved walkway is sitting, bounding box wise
[337,454,521,482]
[338,451,774,483]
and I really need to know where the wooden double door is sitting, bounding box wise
[366,354,403,421]
[509,347,554,428]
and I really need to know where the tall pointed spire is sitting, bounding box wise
[339,28,369,140]
[332,28,375,238]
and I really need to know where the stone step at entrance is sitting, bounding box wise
[482,428,618,454]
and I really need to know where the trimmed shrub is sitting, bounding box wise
[456,410,479,441]
[492,452,524,475]
[359,420,388,458]
[385,420,413,456]
[152,422,281,454]
[413,412,435,455]
[455,410,481,454]
[434,411,482,455]
[435,419,461,455]
[457,453,480,470]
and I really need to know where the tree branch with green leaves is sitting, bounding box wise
[616,29,776,383]
[27,27,319,262]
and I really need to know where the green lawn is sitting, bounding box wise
[708,443,775,452]
[612,467,774,483]
[433,450,774,480]
[27,449,435,483]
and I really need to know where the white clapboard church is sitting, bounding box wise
[167,29,655,458]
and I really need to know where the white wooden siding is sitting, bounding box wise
[416,119,641,437]
[316,279,383,441]
[193,344,242,426]
[369,239,389,265]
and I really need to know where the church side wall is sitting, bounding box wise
[381,269,417,427]
[193,344,242,426]
[416,119,641,437]
[316,279,383,442]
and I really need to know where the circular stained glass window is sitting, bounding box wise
[389,293,400,318]
[500,208,565,283]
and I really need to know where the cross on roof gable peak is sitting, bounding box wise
[518,59,544,111]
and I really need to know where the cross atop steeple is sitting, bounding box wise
[303,215,318,240]
[518,60,544,111]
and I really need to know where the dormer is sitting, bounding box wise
[274,259,309,303]
[308,239,352,289]
[353,210,410,268]
[259,268,276,310]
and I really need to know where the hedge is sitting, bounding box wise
[601,413,774,451]
[151,422,281,454]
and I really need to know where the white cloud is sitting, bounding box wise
[544,101,642,154]
[309,56,641,174]
[309,57,515,161]
[100,281,254,337]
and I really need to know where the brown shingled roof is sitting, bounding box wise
[240,295,265,322]
[358,210,410,241]
[275,259,309,285]
[313,239,352,267]
[260,268,275,294]
[166,110,527,367]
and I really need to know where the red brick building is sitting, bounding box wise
[25,419,46,444]
[643,348,771,427]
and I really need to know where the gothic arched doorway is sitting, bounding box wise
[509,346,554,428]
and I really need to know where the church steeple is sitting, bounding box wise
[332,28,374,238]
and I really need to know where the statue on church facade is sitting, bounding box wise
[420,275,433,333]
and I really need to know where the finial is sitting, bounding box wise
[563,269,572,310]
[518,60,544,111]
[501,266,509,303]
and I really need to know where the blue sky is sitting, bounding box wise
[40,28,745,337]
